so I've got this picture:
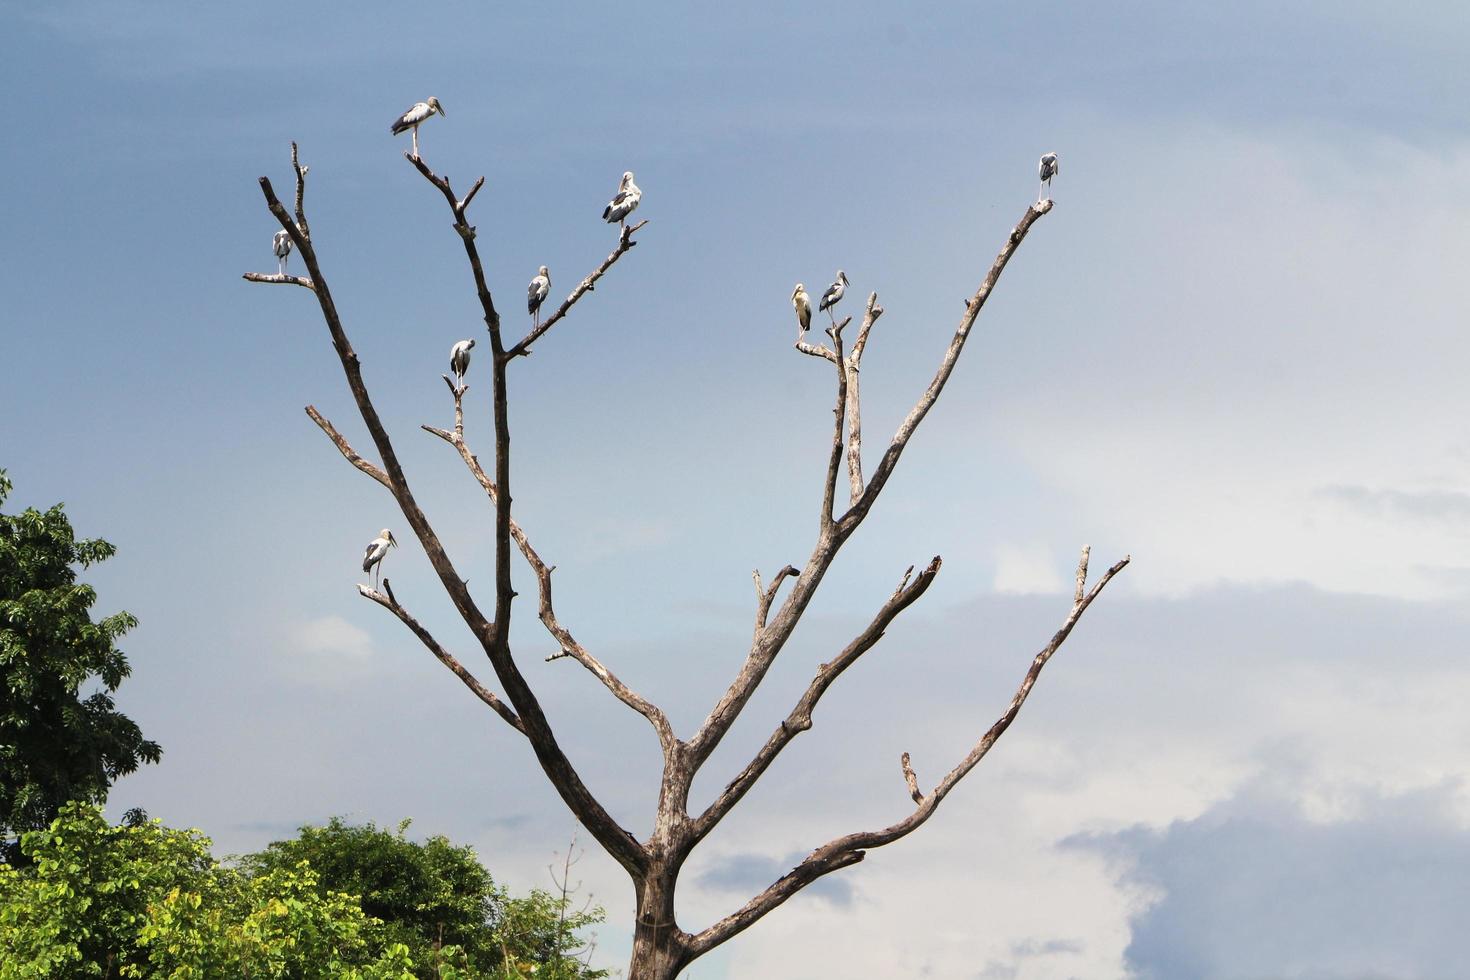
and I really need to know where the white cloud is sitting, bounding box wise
[993,543,1069,595]
[287,615,375,661]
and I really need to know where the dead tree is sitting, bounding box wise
[244,140,1127,980]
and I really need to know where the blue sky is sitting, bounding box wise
[3,2,1469,977]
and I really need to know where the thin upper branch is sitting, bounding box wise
[691,557,941,845]
[360,579,524,734]
[291,141,310,240]
[306,406,390,488]
[247,153,646,877]
[688,548,1128,957]
[840,200,1053,531]
[753,565,800,635]
[422,384,676,751]
[505,219,649,359]
[843,293,884,505]
[242,272,315,290]
[688,204,1051,772]
[819,318,850,529]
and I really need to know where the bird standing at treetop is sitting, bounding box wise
[602,172,641,228]
[1038,152,1059,200]
[390,98,445,159]
[449,339,475,389]
[273,230,292,276]
[528,266,551,327]
[792,283,812,336]
[819,271,848,324]
[362,529,397,590]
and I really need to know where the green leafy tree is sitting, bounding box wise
[0,471,161,860]
[0,803,420,979]
[240,818,607,979]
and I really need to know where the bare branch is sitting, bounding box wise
[794,339,838,362]
[291,141,310,239]
[423,379,676,751]
[306,405,390,489]
[754,565,800,633]
[689,550,1127,957]
[506,219,649,359]
[359,579,524,734]
[255,157,647,878]
[692,557,942,843]
[842,201,1052,530]
[900,752,923,804]
[843,293,883,504]
[1074,544,1091,606]
[820,318,850,528]
[688,203,1051,776]
[242,272,315,290]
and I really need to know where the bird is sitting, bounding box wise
[390,97,445,159]
[527,266,550,328]
[602,171,641,228]
[1038,152,1059,200]
[792,283,812,336]
[362,529,397,590]
[273,229,293,276]
[449,339,475,389]
[819,271,849,324]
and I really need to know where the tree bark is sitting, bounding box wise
[627,865,691,980]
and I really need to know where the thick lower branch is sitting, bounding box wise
[690,549,1127,957]
[692,557,941,845]
[360,580,524,734]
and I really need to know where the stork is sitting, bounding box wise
[390,98,445,159]
[362,529,397,590]
[792,283,812,337]
[602,171,641,228]
[273,229,293,276]
[449,339,475,389]
[1039,152,1059,201]
[819,270,849,324]
[528,266,550,328]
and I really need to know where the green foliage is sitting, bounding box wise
[0,471,161,858]
[0,803,426,979]
[241,817,607,979]
[0,805,607,979]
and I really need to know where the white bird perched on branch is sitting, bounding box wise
[602,171,641,228]
[819,270,848,324]
[792,283,812,336]
[390,97,445,159]
[528,266,550,327]
[362,528,397,590]
[273,229,293,276]
[449,339,475,389]
[1038,152,1059,201]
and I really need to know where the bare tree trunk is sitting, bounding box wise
[627,866,690,980]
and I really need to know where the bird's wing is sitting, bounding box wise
[820,284,839,307]
[528,279,541,311]
[390,103,429,134]
[362,542,378,571]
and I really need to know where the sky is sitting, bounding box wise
[2,1,1469,976]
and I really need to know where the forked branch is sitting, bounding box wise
[360,579,525,734]
[507,219,650,359]
[689,547,1128,957]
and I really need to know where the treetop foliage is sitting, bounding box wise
[0,470,161,858]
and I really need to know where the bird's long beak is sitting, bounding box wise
[389,533,398,548]
[841,272,849,285]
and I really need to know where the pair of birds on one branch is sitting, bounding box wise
[790,271,849,337]
[789,153,1059,336]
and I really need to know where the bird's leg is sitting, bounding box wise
[412,127,420,159]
